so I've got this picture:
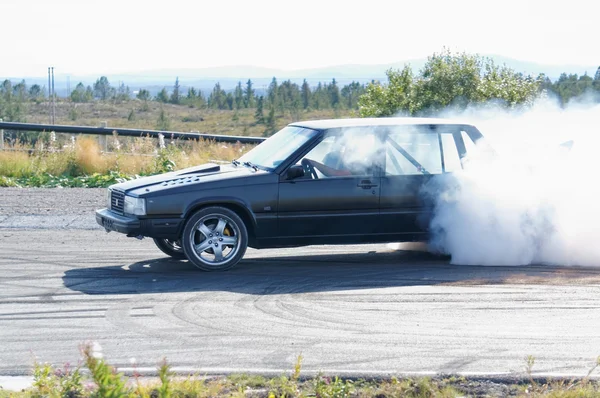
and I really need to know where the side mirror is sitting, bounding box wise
[286,165,305,180]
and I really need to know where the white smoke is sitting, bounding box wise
[427,97,600,266]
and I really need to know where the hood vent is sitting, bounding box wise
[161,175,201,186]
[177,164,221,175]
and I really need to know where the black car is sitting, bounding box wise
[96,118,484,271]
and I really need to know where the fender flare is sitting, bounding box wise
[181,196,257,233]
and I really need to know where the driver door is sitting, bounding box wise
[277,129,382,239]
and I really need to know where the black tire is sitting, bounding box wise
[181,206,248,271]
[153,238,187,259]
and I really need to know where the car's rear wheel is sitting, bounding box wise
[181,206,248,271]
[153,238,187,259]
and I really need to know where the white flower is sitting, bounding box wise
[91,341,103,359]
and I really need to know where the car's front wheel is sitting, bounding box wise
[153,238,186,259]
[181,206,248,271]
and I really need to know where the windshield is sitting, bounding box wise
[238,126,318,170]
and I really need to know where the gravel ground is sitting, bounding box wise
[0,188,106,229]
[0,187,106,216]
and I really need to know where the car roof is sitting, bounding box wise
[289,117,474,130]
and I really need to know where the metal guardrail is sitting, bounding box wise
[0,121,266,144]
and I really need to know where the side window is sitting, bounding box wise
[461,130,478,156]
[385,133,442,175]
[297,131,378,179]
[441,133,461,172]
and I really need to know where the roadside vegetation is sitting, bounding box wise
[1,346,599,398]
[0,136,248,187]
[1,49,599,187]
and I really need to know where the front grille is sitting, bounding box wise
[111,190,125,214]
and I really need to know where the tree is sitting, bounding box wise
[170,77,181,104]
[156,108,171,130]
[85,86,94,100]
[254,96,264,124]
[414,49,482,113]
[137,89,151,101]
[93,76,113,100]
[264,105,276,136]
[477,61,540,107]
[312,82,329,110]
[0,79,27,137]
[208,82,227,109]
[13,80,27,102]
[358,49,541,117]
[28,84,43,100]
[115,82,131,102]
[301,79,311,109]
[341,81,366,109]
[359,66,414,117]
[71,82,92,103]
[194,90,207,108]
[234,81,244,109]
[226,92,234,110]
[553,73,584,104]
[1,79,12,98]
[186,87,197,100]
[267,77,280,109]
[594,67,600,92]
[0,79,25,122]
[244,79,255,108]
[156,88,169,103]
[329,78,341,108]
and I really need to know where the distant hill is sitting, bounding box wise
[7,55,598,97]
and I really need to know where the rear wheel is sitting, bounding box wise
[153,238,186,259]
[181,206,248,271]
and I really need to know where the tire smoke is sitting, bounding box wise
[426,98,600,266]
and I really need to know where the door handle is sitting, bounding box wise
[357,180,378,189]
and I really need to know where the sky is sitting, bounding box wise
[2,0,599,78]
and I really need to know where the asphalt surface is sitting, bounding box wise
[1,188,600,377]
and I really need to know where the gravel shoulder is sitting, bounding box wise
[0,187,105,216]
[0,187,105,229]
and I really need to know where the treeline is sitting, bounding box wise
[359,50,542,117]
[0,79,45,121]
[541,70,600,104]
[82,76,367,113]
[359,49,600,117]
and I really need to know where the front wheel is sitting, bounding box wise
[153,238,187,259]
[181,206,248,271]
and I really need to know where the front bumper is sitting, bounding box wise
[95,208,183,239]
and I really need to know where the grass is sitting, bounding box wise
[20,100,352,137]
[1,347,600,398]
[0,135,250,187]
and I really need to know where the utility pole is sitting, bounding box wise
[51,67,56,124]
[0,118,4,150]
[48,68,52,124]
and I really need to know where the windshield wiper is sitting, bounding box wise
[231,159,240,166]
[243,161,259,171]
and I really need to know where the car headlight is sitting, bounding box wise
[107,189,112,210]
[124,196,146,215]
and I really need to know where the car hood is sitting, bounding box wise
[111,163,270,196]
